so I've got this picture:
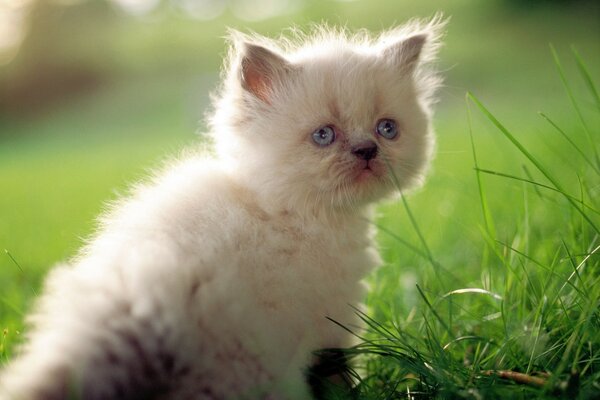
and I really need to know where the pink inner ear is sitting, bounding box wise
[242,58,272,104]
[242,58,273,104]
[239,43,291,105]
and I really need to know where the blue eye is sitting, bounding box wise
[312,125,336,147]
[376,119,398,140]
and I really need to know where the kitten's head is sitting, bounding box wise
[209,16,445,214]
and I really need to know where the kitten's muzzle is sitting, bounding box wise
[351,140,378,161]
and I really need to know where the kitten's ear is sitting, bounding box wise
[239,42,291,104]
[382,34,428,72]
[381,16,446,74]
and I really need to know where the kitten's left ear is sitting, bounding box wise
[382,16,446,74]
[382,34,428,73]
[238,42,292,104]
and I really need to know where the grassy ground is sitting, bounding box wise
[1,0,599,398]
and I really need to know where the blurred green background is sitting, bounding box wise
[0,0,599,355]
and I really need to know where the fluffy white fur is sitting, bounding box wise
[0,17,444,400]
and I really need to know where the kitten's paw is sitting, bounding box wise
[307,349,358,400]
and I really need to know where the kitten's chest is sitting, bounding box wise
[229,213,379,350]
[188,210,380,367]
[237,213,378,292]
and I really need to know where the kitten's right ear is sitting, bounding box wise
[238,41,291,104]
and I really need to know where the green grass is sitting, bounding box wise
[1,1,599,398]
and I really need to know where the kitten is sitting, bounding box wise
[0,17,444,400]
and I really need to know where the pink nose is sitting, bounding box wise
[351,141,378,161]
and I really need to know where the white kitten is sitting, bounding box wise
[0,17,444,400]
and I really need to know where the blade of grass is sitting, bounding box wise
[4,249,36,296]
[4,249,24,274]
[475,167,600,215]
[561,239,589,297]
[526,295,547,374]
[467,94,496,290]
[558,244,600,297]
[384,159,458,288]
[496,239,586,297]
[466,95,496,236]
[522,164,543,200]
[466,92,598,234]
[571,46,600,112]
[369,221,428,259]
[440,288,503,301]
[415,284,452,337]
[539,112,599,175]
[550,44,599,168]
[398,191,450,287]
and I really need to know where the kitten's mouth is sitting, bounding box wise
[357,168,373,182]
[354,161,382,182]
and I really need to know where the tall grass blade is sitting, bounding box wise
[475,167,599,215]
[467,95,498,289]
[558,244,600,297]
[571,46,600,112]
[415,284,452,337]
[5,249,36,295]
[4,249,24,274]
[466,92,598,234]
[385,158,456,287]
[466,95,495,236]
[560,239,589,297]
[539,112,599,175]
[522,165,543,199]
[398,192,448,285]
[550,44,599,168]
[370,221,428,259]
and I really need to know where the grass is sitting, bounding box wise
[311,49,599,399]
[0,1,599,398]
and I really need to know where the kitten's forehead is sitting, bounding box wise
[297,51,398,130]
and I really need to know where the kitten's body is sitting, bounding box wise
[0,18,444,400]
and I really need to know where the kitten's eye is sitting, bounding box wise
[311,125,336,147]
[376,119,398,140]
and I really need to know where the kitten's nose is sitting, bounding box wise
[351,141,378,161]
